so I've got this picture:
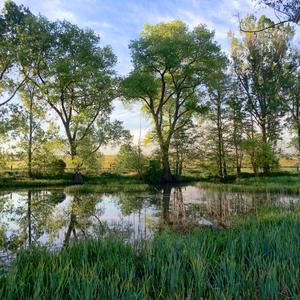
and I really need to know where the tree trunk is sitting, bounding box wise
[250,117,257,175]
[216,96,226,178]
[175,160,179,177]
[235,145,241,176]
[155,115,173,182]
[217,127,223,177]
[179,160,183,177]
[70,140,77,161]
[261,123,270,175]
[298,125,300,155]
[221,140,227,177]
[162,149,172,182]
[28,96,33,177]
[137,145,142,179]
[64,123,77,162]
[175,146,180,177]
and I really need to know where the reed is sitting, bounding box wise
[1,206,300,299]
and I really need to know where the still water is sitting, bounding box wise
[0,185,299,264]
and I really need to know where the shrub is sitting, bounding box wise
[143,159,163,183]
[48,159,66,175]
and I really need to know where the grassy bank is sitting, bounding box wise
[197,174,300,194]
[1,206,300,299]
[0,174,150,193]
[2,172,300,194]
[65,182,150,193]
[0,178,72,190]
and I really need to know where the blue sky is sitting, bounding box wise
[1,0,299,152]
[7,0,262,75]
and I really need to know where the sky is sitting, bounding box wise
[1,0,299,153]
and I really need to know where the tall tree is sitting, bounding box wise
[122,20,226,181]
[22,18,120,161]
[206,79,230,178]
[0,1,30,107]
[227,78,248,176]
[169,122,199,178]
[281,50,300,153]
[230,15,293,174]
[9,82,49,177]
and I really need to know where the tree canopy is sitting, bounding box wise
[122,20,227,181]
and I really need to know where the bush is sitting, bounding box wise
[48,159,66,175]
[32,157,66,176]
[143,159,163,183]
[242,139,279,174]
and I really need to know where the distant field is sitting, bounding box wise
[2,155,299,174]
[1,155,118,171]
[101,155,118,169]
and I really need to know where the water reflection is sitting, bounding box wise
[0,185,299,264]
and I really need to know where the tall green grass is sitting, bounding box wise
[197,175,300,194]
[1,206,300,299]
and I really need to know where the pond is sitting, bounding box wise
[0,184,299,265]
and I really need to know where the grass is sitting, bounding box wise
[0,177,72,190]
[65,182,150,193]
[0,173,150,193]
[197,174,300,194]
[2,171,300,195]
[65,173,151,193]
[1,205,300,299]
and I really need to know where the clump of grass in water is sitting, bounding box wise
[1,207,300,299]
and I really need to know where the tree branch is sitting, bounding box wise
[0,77,27,107]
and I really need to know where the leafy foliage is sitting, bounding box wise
[122,20,226,181]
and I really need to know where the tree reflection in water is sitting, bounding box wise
[62,194,105,247]
[0,186,299,261]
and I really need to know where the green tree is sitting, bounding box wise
[122,20,226,181]
[169,119,200,177]
[9,82,47,177]
[32,127,66,176]
[0,1,30,107]
[281,50,300,154]
[20,17,119,162]
[206,79,230,178]
[231,15,293,174]
[116,143,146,177]
[73,117,131,173]
[242,137,279,175]
[227,78,248,176]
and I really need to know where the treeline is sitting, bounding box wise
[0,1,299,181]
